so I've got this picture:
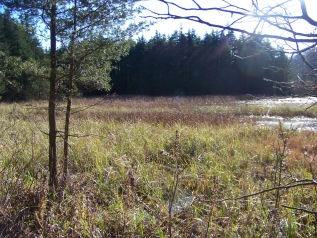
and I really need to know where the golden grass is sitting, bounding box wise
[0,96,316,237]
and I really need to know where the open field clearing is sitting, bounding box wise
[0,96,317,237]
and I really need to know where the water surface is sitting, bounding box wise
[240,97,317,131]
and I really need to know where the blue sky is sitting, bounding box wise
[2,0,316,50]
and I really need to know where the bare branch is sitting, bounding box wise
[143,0,317,44]
[300,0,317,27]
[143,13,316,43]
[199,179,317,203]
[282,205,317,215]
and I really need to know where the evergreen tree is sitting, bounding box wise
[0,12,47,100]
[1,0,142,196]
[111,29,289,96]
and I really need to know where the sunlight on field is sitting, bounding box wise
[0,96,317,237]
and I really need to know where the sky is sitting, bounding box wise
[2,0,315,50]
[137,0,317,48]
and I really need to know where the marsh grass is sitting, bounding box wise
[0,96,316,237]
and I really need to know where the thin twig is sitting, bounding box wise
[282,205,317,215]
[199,180,317,203]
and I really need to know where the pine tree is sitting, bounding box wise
[0,0,142,197]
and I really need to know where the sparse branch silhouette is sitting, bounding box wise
[142,0,317,46]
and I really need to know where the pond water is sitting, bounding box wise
[241,96,317,107]
[240,97,317,131]
[250,115,317,131]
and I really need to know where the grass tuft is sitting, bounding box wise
[1,96,317,237]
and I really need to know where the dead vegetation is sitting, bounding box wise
[0,96,316,237]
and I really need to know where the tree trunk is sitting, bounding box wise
[63,0,77,182]
[63,91,72,181]
[48,1,58,197]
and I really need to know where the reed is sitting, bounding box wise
[0,96,316,237]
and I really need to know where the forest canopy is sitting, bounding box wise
[0,12,48,100]
[110,29,290,96]
[0,12,315,100]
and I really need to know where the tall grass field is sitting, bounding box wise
[0,96,316,237]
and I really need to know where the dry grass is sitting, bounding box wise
[0,96,316,237]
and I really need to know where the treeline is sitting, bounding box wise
[110,30,289,96]
[1,13,310,100]
[0,12,48,101]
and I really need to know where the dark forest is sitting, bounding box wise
[110,30,289,96]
